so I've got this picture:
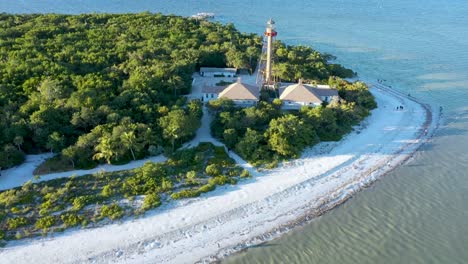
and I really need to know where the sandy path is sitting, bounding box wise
[0,85,438,264]
[0,153,168,191]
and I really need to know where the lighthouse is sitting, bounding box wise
[264,18,277,85]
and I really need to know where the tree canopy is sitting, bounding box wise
[272,43,355,82]
[0,13,358,170]
[0,13,262,169]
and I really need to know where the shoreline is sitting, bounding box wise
[209,81,440,262]
[0,83,439,264]
[213,88,439,262]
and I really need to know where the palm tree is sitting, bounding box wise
[13,136,24,151]
[93,137,114,164]
[121,131,137,161]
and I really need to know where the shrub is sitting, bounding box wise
[185,171,198,185]
[205,164,221,176]
[0,190,20,207]
[161,178,173,192]
[40,186,54,195]
[170,189,200,200]
[0,230,4,240]
[15,231,22,240]
[35,216,56,230]
[72,196,87,211]
[72,195,98,211]
[40,199,54,211]
[240,169,251,178]
[10,207,21,214]
[39,208,49,216]
[208,176,235,186]
[197,183,216,194]
[101,185,115,197]
[100,203,125,220]
[7,217,29,230]
[61,213,85,227]
[141,193,161,211]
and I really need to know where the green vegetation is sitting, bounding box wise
[100,204,125,220]
[0,12,370,243]
[0,13,264,170]
[35,215,56,231]
[273,44,356,82]
[209,77,377,167]
[0,143,246,241]
[0,13,355,171]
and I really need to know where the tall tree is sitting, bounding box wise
[46,132,66,153]
[121,131,136,161]
[93,136,114,164]
[265,114,318,158]
[159,109,198,152]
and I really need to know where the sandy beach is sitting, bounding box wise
[0,83,439,264]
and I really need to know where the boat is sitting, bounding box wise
[191,12,215,20]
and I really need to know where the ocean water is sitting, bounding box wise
[2,1,468,263]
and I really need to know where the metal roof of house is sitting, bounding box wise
[312,87,339,97]
[202,85,228,94]
[218,79,260,100]
[279,83,323,103]
[279,82,338,103]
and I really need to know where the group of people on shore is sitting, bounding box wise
[376,79,392,88]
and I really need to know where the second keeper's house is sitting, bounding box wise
[279,80,339,109]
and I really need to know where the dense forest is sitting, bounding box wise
[0,13,265,170]
[272,43,355,82]
[209,77,377,167]
[0,13,356,171]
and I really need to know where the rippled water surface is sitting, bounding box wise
[2,1,468,263]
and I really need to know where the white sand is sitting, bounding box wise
[0,84,438,264]
[0,153,167,191]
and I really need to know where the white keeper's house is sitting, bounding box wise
[279,80,339,109]
[199,67,237,77]
[202,78,260,106]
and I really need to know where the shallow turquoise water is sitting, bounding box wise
[2,1,468,263]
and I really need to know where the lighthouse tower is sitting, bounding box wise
[256,18,278,88]
[264,18,277,85]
